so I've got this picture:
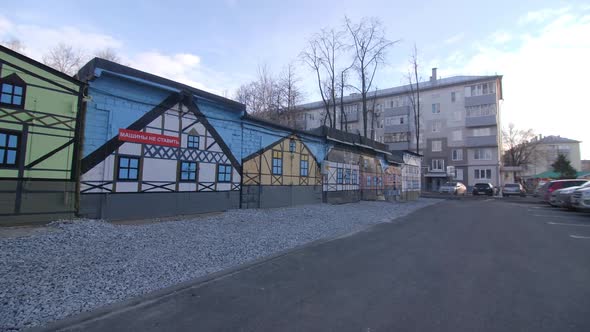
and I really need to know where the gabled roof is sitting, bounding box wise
[537,135,581,144]
[0,45,84,86]
[77,57,246,112]
[297,75,501,110]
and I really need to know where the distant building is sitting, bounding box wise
[522,135,582,177]
[582,160,590,172]
[295,68,503,191]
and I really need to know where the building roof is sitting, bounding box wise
[536,135,581,144]
[296,74,502,110]
[0,45,84,87]
[77,57,246,112]
[307,126,390,154]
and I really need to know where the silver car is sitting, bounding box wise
[439,181,467,195]
[555,182,590,208]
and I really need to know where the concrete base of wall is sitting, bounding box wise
[0,180,76,226]
[80,191,240,221]
[403,191,421,201]
[361,189,384,201]
[241,185,322,209]
[324,190,361,204]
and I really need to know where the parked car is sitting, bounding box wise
[502,183,526,197]
[472,183,494,196]
[572,186,590,211]
[551,182,590,208]
[439,182,467,195]
[534,182,548,198]
[541,179,589,203]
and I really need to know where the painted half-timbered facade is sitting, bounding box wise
[80,93,241,220]
[241,134,322,208]
[0,46,85,224]
[321,147,361,204]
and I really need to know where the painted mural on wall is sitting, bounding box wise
[359,155,385,199]
[80,94,241,194]
[0,46,84,223]
[383,164,402,200]
[242,135,321,186]
[322,160,360,192]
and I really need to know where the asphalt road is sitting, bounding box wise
[62,198,590,332]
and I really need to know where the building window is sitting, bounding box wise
[345,169,351,184]
[472,128,491,137]
[367,175,372,186]
[289,139,296,152]
[179,161,197,181]
[431,103,440,114]
[452,149,463,161]
[451,92,456,103]
[399,117,404,124]
[352,170,358,184]
[432,121,441,132]
[0,75,26,108]
[300,155,309,176]
[432,159,444,171]
[336,168,344,184]
[117,156,140,181]
[384,132,409,143]
[474,169,492,179]
[473,148,492,160]
[432,140,442,152]
[217,164,232,182]
[187,135,199,149]
[0,130,20,168]
[272,150,283,175]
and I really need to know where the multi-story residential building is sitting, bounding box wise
[295,68,504,191]
[522,135,582,177]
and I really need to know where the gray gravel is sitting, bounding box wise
[0,199,439,331]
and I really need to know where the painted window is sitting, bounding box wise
[0,130,19,168]
[272,150,283,175]
[118,156,139,180]
[300,155,308,176]
[337,168,343,184]
[352,170,358,184]
[344,169,351,184]
[0,82,25,108]
[180,161,197,181]
[217,164,232,182]
[289,139,296,152]
[187,135,199,149]
[367,176,372,186]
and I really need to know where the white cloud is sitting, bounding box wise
[518,6,570,25]
[441,6,590,158]
[444,33,464,45]
[0,15,239,96]
[491,31,512,44]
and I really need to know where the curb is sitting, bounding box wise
[29,202,436,332]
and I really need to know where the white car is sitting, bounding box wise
[571,187,590,211]
[439,182,467,195]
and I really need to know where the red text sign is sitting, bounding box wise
[118,129,180,147]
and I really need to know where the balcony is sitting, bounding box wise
[465,93,496,107]
[387,142,411,150]
[465,115,497,127]
[465,135,498,147]
[383,105,410,117]
[384,123,410,133]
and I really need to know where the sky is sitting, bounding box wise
[1,0,589,159]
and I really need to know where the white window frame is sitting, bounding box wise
[432,121,441,132]
[431,159,444,171]
[474,168,492,180]
[431,103,441,114]
[452,149,463,161]
[432,140,442,152]
[474,148,492,160]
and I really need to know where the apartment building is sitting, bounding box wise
[521,135,582,177]
[295,68,504,191]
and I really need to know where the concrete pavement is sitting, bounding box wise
[48,198,590,332]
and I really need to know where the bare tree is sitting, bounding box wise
[502,124,541,170]
[2,38,26,53]
[345,16,397,137]
[301,30,345,128]
[338,63,355,131]
[42,43,86,76]
[277,62,304,127]
[406,44,421,154]
[95,48,120,62]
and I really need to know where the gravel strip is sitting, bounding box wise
[0,199,439,330]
